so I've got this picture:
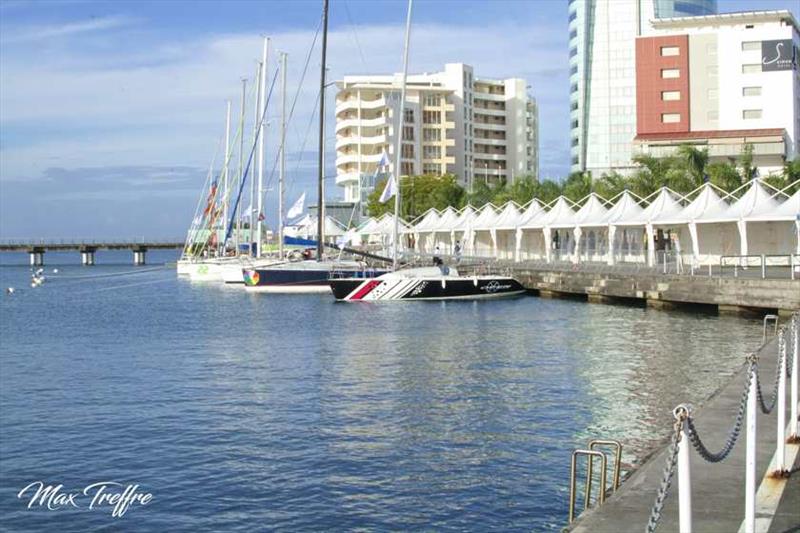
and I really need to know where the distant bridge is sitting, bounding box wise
[0,239,184,265]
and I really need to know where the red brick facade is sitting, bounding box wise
[636,35,690,135]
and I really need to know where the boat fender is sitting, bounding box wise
[473,276,478,287]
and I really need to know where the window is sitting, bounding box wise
[404,109,414,123]
[401,144,414,158]
[402,126,414,141]
[661,68,680,79]
[422,110,440,124]
[569,47,578,58]
[742,109,762,119]
[742,64,761,73]
[569,29,577,40]
[423,146,441,159]
[423,94,441,106]
[423,128,441,142]
[661,46,679,57]
[570,83,579,93]
[568,11,577,23]
[661,90,681,101]
[571,137,579,147]
[741,41,760,51]
[570,64,578,76]
[570,101,579,111]
[571,119,579,128]
[743,86,761,96]
[661,113,681,123]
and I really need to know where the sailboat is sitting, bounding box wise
[244,0,387,294]
[328,0,525,301]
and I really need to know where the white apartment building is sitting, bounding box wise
[335,63,538,207]
[568,0,717,175]
[634,10,800,175]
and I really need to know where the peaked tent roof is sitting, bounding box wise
[748,188,800,222]
[553,193,608,228]
[470,203,500,230]
[659,183,729,225]
[517,199,545,226]
[362,213,410,235]
[411,208,442,233]
[431,206,460,232]
[619,188,684,226]
[599,191,644,226]
[286,215,346,237]
[451,205,477,231]
[479,202,522,230]
[698,180,780,223]
[525,196,576,229]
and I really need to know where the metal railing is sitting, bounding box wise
[720,254,800,280]
[568,439,623,524]
[642,312,799,533]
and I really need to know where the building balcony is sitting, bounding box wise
[335,171,361,186]
[473,91,505,102]
[472,137,506,146]
[335,133,387,150]
[335,116,388,134]
[473,152,507,160]
[335,96,387,116]
[473,122,506,131]
[473,106,505,116]
[336,151,386,168]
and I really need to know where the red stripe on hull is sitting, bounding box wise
[349,280,381,300]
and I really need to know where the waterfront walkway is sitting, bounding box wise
[570,332,799,532]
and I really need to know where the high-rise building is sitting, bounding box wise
[634,10,799,174]
[569,0,717,176]
[335,63,538,211]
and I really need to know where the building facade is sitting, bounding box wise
[335,63,538,208]
[568,0,717,176]
[634,11,800,174]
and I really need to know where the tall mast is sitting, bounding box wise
[316,0,329,261]
[257,37,269,257]
[392,0,413,270]
[251,62,261,256]
[223,100,231,257]
[279,51,287,260]
[236,77,246,254]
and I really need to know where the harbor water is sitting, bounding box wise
[0,251,763,531]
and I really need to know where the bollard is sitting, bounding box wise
[744,355,758,533]
[791,315,799,439]
[775,329,787,473]
[674,405,692,533]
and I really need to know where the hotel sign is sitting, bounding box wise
[761,39,796,71]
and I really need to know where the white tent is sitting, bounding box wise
[561,194,610,264]
[658,184,730,265]
[515,199,548,262]
[359,213,410,249]
[695,180,781,262]
[470,203,500,257]
[747,188,800,256]
[613,188,686,266]
[284,214,346,242]
[429,207,460,253]
[594,191,645,265]
[485,202,523,259]
[523,196,577,263]
[450,206,477,255]
[410,208,441,253]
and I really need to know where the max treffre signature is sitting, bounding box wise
[17,481,153,517]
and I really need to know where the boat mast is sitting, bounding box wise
[257,37,269,257]
[316,0,329,261]
[251,62,261,256]
[223,100,231,257]
[236,77,246,255]
[279,51,287,260]
[392,0,413,270]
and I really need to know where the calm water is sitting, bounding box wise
[0,251,763,531]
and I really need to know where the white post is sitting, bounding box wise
[257,37,268,257]
[745,358,757,533]
[776,328,787,473]
[791,315,799,439]
[279,52,287,259]
[677,413,692,533]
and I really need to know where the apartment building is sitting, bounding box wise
[334,63,538,207]
[568,0,717,175]
[634,10,800,174]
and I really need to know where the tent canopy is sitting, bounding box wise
[410,208,441,233]
[470,203,500,230]
[481,201,522,230]
[659,183,729,225]
[532,196,576,229]
[598,191,644,226]
[698,180,780,224]
[554,193,608,229]
[747,188,800,222]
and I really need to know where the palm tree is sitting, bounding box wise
[673,144,709,191]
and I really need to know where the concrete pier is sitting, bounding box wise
[79,246,96,266]
[133,247,147,265]
[27,247,44,266]
[569,334,799,532]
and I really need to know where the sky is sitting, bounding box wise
[0,0,798,239]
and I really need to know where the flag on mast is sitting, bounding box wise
[374,150,390,177]
[379,174,397,204]
[286,192,305,219]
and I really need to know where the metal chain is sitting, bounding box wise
[645,408,687,533]
[755,329,785,414]
[686,360,753,462]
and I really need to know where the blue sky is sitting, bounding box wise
[1,0,798,238]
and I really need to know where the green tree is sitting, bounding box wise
[675,144,709,187]
[366,174,465,219]
[630,154,671,198]
[562,171,593,202]
[706,161,741,193]
[738,143,757,182]
[536,179,563,204]
[595,171,628,200]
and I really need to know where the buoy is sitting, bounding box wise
[6,287,14,294]
[53,268,59,274]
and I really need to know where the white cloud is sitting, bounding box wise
[1,15,137,43]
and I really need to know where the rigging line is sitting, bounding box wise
[286,85,322,202]
[49,266,169,281]
[184,133,224,255]
[261,14,324,200]
[343,0,368,71]
[69,277,174,295]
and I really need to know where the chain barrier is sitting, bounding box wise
[755,328,785,414]
[686,358,754,463]
[645,407,687,533]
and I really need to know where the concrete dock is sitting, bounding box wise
[569,333,799,532]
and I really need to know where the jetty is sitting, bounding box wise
[0,239,184,265]
[567,314,799,532]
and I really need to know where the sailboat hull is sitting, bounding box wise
[244,261,386,294]
[330,275,526,301]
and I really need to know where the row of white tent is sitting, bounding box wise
[351,179,800,266]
